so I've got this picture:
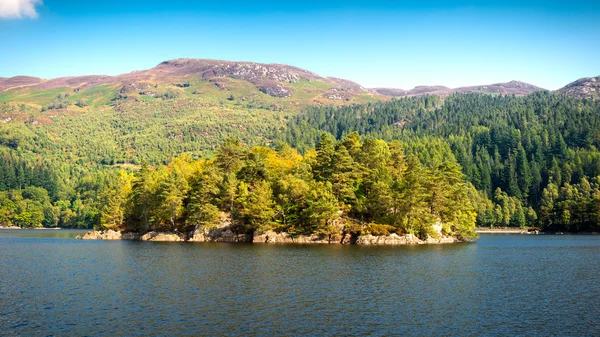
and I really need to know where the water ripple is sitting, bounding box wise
[0,231,599,336]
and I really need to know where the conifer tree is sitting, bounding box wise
[314,133,335,181]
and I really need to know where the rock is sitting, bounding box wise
[189,227,252,243]
[252,230,279,243]
[121,232,140,240]
[423,236,458,244]
[556,76,600,99]
[252,231,340,244]
[340,233,354,244]
[79,230,116,240]
[293,234,332,244]
[189,230,207,242]
[77,230,140,240]
[139,231,185,242]
[76,214,464,245]
[355,234,413,245]
[354,233,456,245]
[257,83,292,98]
[188,212,252,243]
[76,228,462,245]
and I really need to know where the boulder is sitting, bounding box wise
[78,230,128,240]
[188,212,252,243]
[424,236,458,244]
[355,233,423,245]
[139,231,185,242]
[189,227,251,243]
[252,231,340,244]
[189,230,207,242]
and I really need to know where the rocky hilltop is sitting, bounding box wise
[0,58,370,100]
[372,80,544,97]
[2,59,596,101]
[557,76,600,99]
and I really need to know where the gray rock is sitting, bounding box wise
[139,231,185,241]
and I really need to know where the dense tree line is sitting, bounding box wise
[0,151,118,228]
[3,90,599,233]
[98,137,477,240]
[0,153,58,197]
[283,92,600,231]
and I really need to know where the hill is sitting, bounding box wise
[556,76,600,99]
[372,80,544,97]
[0,58,380,106]
[0,59,384,169]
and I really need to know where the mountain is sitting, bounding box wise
[372,80,544,97]
[556,76,600,99]
[0,58,379,105]
[0,59,385,169]
[0,59,595,169]
[0,76,45,92]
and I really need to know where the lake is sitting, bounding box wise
[1,230,599,336]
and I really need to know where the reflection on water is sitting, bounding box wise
[0,228,86,239]
[0,231,599,336]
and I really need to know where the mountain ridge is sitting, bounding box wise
[372,80,545,97]
[0,59,369,100]
[0,59,596,101]
[556,76,600,99]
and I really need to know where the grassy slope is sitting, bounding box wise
[0,76,385,168]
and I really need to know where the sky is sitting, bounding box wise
[0,0,599,90]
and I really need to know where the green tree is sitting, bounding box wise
[130,162,153,231]
[186,166,223,230]
[236,181,275,233]
[215,137,247,175]
[330,144,360,204]
[314,133,335,181]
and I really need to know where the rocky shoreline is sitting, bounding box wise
[476,227,532,234]
[77,224,461,245]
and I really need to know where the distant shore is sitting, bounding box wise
[476,227,600,235]
[476,227,531,234]
[0,226,63,230]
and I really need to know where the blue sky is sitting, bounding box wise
[1,0,598,90]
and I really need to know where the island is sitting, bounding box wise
[78,135,477,244]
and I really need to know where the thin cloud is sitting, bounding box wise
[0,0,42,19]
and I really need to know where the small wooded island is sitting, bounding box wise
[80,135,477,244]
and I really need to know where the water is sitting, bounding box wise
[1,230,599,336]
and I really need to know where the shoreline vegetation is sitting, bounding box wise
[77,218,462,245]
[86,135,480,244]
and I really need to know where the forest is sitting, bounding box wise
[1,91,599,232]
[284,92,600,232]
[0,133,478,239]
[96,136,477,240]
